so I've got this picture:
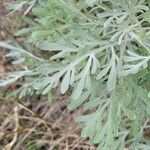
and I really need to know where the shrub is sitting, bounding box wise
[0,0,150,149]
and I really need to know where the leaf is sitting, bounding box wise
[48,90,53,103]
[122,107,136,120]
[50,51,66,60]
[0,71,32,87]
[107,62,117,91]
[33,77,51,90]
[76,111,101,140]
[91,56,100,74]
[117,14,128,24]
[94,123,107,143]
[61,71,70,94]
[69,88,89,110]
[81,120,96,138]
[96,65,110,80]
[85,74,91,89]
[104,17,114,29]
[70,69,75,85]
[110,31,122,42]
[15,28,34,36]
[8,1,28,15]
[36,41,77,52]
[127,79,149,104]
[131,117,140,136]
[42,82,53,95]
[24,0,37,15]
[135,144,150,150]
[72,78,85,100]
[12,58,25,64]
[118,32,125,45]
[31,31,49,41]
[143,10,150,23]
[0,42,44,62]
[148,92,150,98]
[85,0,99,7]
[36,63,61,75]
[84,98,109,110]
[69,82,99,110]
[0,78,19,87]
[32,6,49,16]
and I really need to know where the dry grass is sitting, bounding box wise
[0,96,96,150]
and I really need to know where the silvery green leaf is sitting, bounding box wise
[70,69,75,85]
[42,82,53,95]
[36,63,61,74]
[33,77,51,90]
[107,62,117,91]
[118,32,125,45]
[8,1,28,15]
[91,56,100,74]
[76,111,101,140]
[72,77,85,100]
[5,51,19,57]
[143,10,150,23]
[42,70,66,94]
[117,14,128,24]
[69,82,99,110]
[85,0,99,7]
[124,56,142,62]
[84,98,109,110]
[122,107,136,120]
[110,31,122,42]
[0,77,19,87]
[15,28,34,36]
[53,78,60,88]
[81,119,96,138]
[96,65,110,80]
[135,5,149,11]
[129,32,150,53]
[32,6,49,16]
[76,114,93,122]
[94,123,107,143]
[148,92,150,98]
[104,17,114,29]
[126,51,140,57]
[50,51,66,60]
[36,41,77,52]
[0,42,44,62]
[61,71,70,94]
[134,144,150,150]
[24,0,37,15]
[85,74,91,89]
[31,31,49,41]
[12,58,26,64]
[143,61,148,69]
[70,80,87,109]
[0,71,32,87]
[122,68,139,76]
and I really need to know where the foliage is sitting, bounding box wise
[0,0,150,149]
